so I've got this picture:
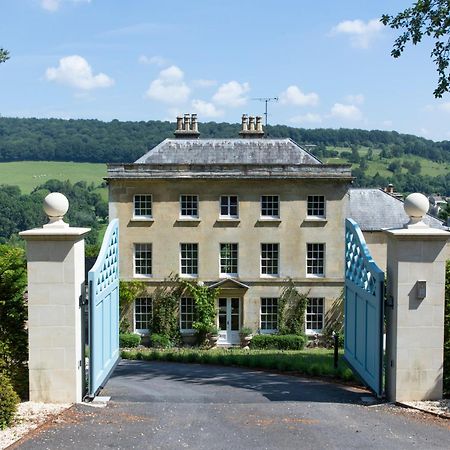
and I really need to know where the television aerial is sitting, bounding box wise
[252,97,279,127]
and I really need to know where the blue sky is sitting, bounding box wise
[0,0,449,141]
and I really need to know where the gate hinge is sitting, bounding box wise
[79,291,88,307]
[385,295,394,308]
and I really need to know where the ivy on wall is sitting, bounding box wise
[277,279,308,336]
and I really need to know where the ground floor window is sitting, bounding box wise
[180,297,196,331]
[134,297,152,333]
[260,297,278,332]
[306,297,324,334]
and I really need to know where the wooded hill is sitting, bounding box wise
[0,117,449,196]
[1,116,449,164]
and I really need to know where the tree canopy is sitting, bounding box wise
[382,0,450,97]
[0,48,9,64]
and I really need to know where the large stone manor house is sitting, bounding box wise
[106,114,444,345]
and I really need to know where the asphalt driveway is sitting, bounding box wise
[13,360,450,449]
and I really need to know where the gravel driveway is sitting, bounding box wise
[11,360,450,449]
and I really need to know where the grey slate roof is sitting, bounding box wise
[134,138,322,165]
[347,188,446,231]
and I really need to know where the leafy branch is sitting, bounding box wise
[381,0,450,97]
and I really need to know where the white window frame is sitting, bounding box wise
[134,297,152,335]
[133,243,152,277]
[219,195,239,219]
[260,195,280,219]
[219,243,238,277]
[306,243,325,278]
[306,297,324,335]
[260,243,280,277]
[133,194,153,219]
[180,243,199,278]
[307,195,326,218]
[180,297,196,332]
[180,194,199,219]
[260,297,278,333]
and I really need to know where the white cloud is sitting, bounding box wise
[212,81,250,107]
[41,0,91,12]
[330,18,383,49]
[45,55,114,90]
[439,102,450,112]
[138,55,168,67]
[330,103,362,121]
[290,113,322,125]
[345,94,364,105]
[192,79,218,88]
[191,99,224,118]
[146,65,190,104]
[280,85,319,107]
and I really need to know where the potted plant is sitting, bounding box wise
[206,325,220,348]
[181,330,198,347]
[239,326,253,349]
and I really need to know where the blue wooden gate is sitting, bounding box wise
[344,218,384,397]
[88,219,120,397]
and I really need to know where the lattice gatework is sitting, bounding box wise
[345,219,383,296]
[94,223,119,296]
[344,217,384,398]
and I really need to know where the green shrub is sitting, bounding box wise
[0,245,28,399]
[150,333,172,349]
[0,373,20,430]
[119,333,141,348]
[250,334,306,350]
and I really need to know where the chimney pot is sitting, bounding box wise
[248,116,255,131]
[174,113,200,138]
[176,116,183,131]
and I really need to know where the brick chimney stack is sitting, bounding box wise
[239,114,264,138]
[174,113,200,138]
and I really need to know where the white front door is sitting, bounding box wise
[218,297,240,345]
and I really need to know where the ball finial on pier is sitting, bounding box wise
[404,193,429,229]
[43,192,69,228]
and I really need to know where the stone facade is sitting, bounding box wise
[107,120,352,344]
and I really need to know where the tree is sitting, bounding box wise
[381,1,450,97]
[0,48,8,64]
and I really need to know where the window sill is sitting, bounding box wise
[134,330,150,336]
[175,218,201,227]
[178,217,200,221]
[180,274,198,279]
[133,274,153,279]
[260,274,280,279]
[306,274,325,279]
[217,218,240,223]
[130,217,154,222]
[220,274,238,278]
[259,329,277,334]
[306,330,323,336]
[304,217,327,223]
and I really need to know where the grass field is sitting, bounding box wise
[323,146,450,178]
[0,161,107,199]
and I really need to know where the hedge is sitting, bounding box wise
[0,373,20,430]
[250,334,307,350]
[119,333,141,348]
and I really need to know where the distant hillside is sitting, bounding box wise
[0,116,449,164]
[0,117,449,195]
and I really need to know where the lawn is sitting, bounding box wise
[0,161,108,200]
[121,348,356,382]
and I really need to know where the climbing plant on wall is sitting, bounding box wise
[277,279,308,336]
